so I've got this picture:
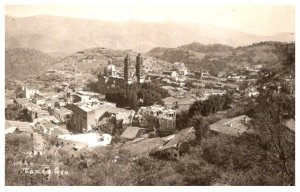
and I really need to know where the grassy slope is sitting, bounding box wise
[5,48,58,80]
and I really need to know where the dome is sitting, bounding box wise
[105,59,116,77]
[107,63,116,72]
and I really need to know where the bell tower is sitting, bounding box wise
[136,53,143,84]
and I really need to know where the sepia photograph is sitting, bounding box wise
[3,0,296,187]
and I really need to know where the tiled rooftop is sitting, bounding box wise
[209,115,251,136]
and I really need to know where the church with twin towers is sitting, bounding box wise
[98,53,147,93]
[123,53,145,84]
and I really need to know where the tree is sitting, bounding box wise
[189,100,203,117]
[105,82,170,110]
[239,81,248,91]
[136,53,142,84]
[192,115,209,141]
[201,133,293,185]
[128,92,139,110]
[54,102,60,109]
[189,93,232,117]
[176,110,193,130]
[84,81,100,93]
[23,108,33,122]
[5,104,23,121]
[5,104,33,122]
[243,52,295,185]
[249,89,295,185]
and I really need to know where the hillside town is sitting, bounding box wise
[5,53,256,149]
[5,4,295,187]
[6,47,295,183]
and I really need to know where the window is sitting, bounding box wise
[99,137,104,141]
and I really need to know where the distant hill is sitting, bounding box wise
[51,47,173,74]
[6,15,294,56]
[148,41,295,74]
[6,41,294,81]
[178,42,235,53]
[5,48,58,80]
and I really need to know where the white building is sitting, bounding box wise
[173,62,188,76]
[162,70,178,78]
[19,85,40,99]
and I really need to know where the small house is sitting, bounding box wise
[122,137,164,157]
[39,122,59,135]
[5,120,34,136]
[120,126,145,141]
[209,115,251,136]
[156,127,196,160]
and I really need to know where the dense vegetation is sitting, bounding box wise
[102,83,169,110]
[178,47,294,185]
[176,93,233,131]
[189,93,233,117]
[5,104,33,122]
[6,124,294,186]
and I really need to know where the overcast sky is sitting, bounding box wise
[5,4,295,36]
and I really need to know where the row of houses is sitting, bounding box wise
[8,113,294,160]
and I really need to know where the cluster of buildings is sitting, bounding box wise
[5,59,182,158]
[133,105,176,136]
[97,53,242,114]
[7,50,281,163]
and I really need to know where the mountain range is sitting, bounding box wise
[5,15,294,57]
[148,41,295,75]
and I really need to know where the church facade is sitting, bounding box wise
[98,53,147,94]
